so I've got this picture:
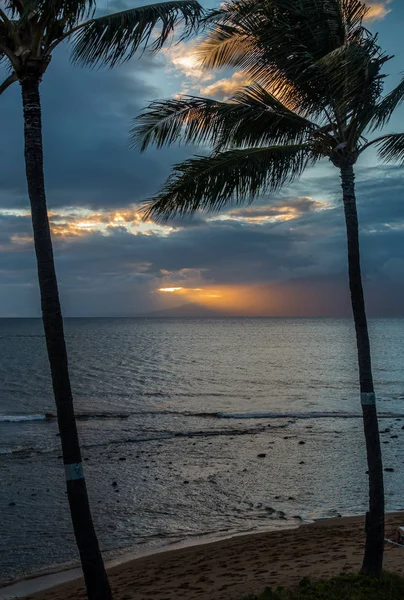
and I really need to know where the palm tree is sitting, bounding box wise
[0,1,202,598]
[133,0,404,577]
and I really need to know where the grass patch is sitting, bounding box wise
[245,573,404,600]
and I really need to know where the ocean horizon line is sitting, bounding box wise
[1,315,404,320]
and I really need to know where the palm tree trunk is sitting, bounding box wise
[340,163,385,577]
[21,76,112,600]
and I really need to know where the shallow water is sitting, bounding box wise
[1,317,404,583]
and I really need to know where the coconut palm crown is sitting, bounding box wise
[0,0,203,89]
[133,0,404,579]
[134,0,404,219]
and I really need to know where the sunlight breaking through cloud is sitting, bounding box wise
[49,207,174,238]
[0,207,176,244]
[163,38,214,94]
[157,285,224,306]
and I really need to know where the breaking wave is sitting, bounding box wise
[215,411,404,419]
[0,414,46,423]
[0,412,131,423]
[1,409,402,426]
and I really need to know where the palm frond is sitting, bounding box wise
[342,0,370,36]
[142,144,312,220]
[133,96,225,151]
[376,133,404,164]
[369,76,404,131]
[1,0,25,18]
[133,83,317,152]
[0,71,17,94]
[198,0,383,125]
[71,0,203,67]
[4,1,24,18]
[197,23,252,70]
[198,2,338,120]
[315,36,387,113]
[14,1,95,28]
[0,5,18,36]
[134,0,398,222]
[224,84,318,148]
[0,22,20,70]
[200,0,351,71]
[40,1,95,22]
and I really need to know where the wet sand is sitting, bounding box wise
[10,512,404,600]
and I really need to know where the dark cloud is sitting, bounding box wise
[1,162,404,316]
[0,40,191,212]
[1,2,404,316]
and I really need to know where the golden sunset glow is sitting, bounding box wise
[158,286,208,294]
[157,285,224,304]
[155,282,343,317]
[156,284,266,314]
[156,284,280,313]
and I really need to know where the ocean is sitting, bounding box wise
[1,317,404,584]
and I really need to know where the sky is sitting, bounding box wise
[1,0,404,317]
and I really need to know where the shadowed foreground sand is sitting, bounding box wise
[22,513,404,600]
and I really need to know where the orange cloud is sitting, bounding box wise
[0,207,176,242]
[200,71,252,101]
[364,1,392,21]
[46,207,175,239]
[164,40,252,99]
[213,198,330,225]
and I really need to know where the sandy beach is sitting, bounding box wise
[9,512,404,600]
